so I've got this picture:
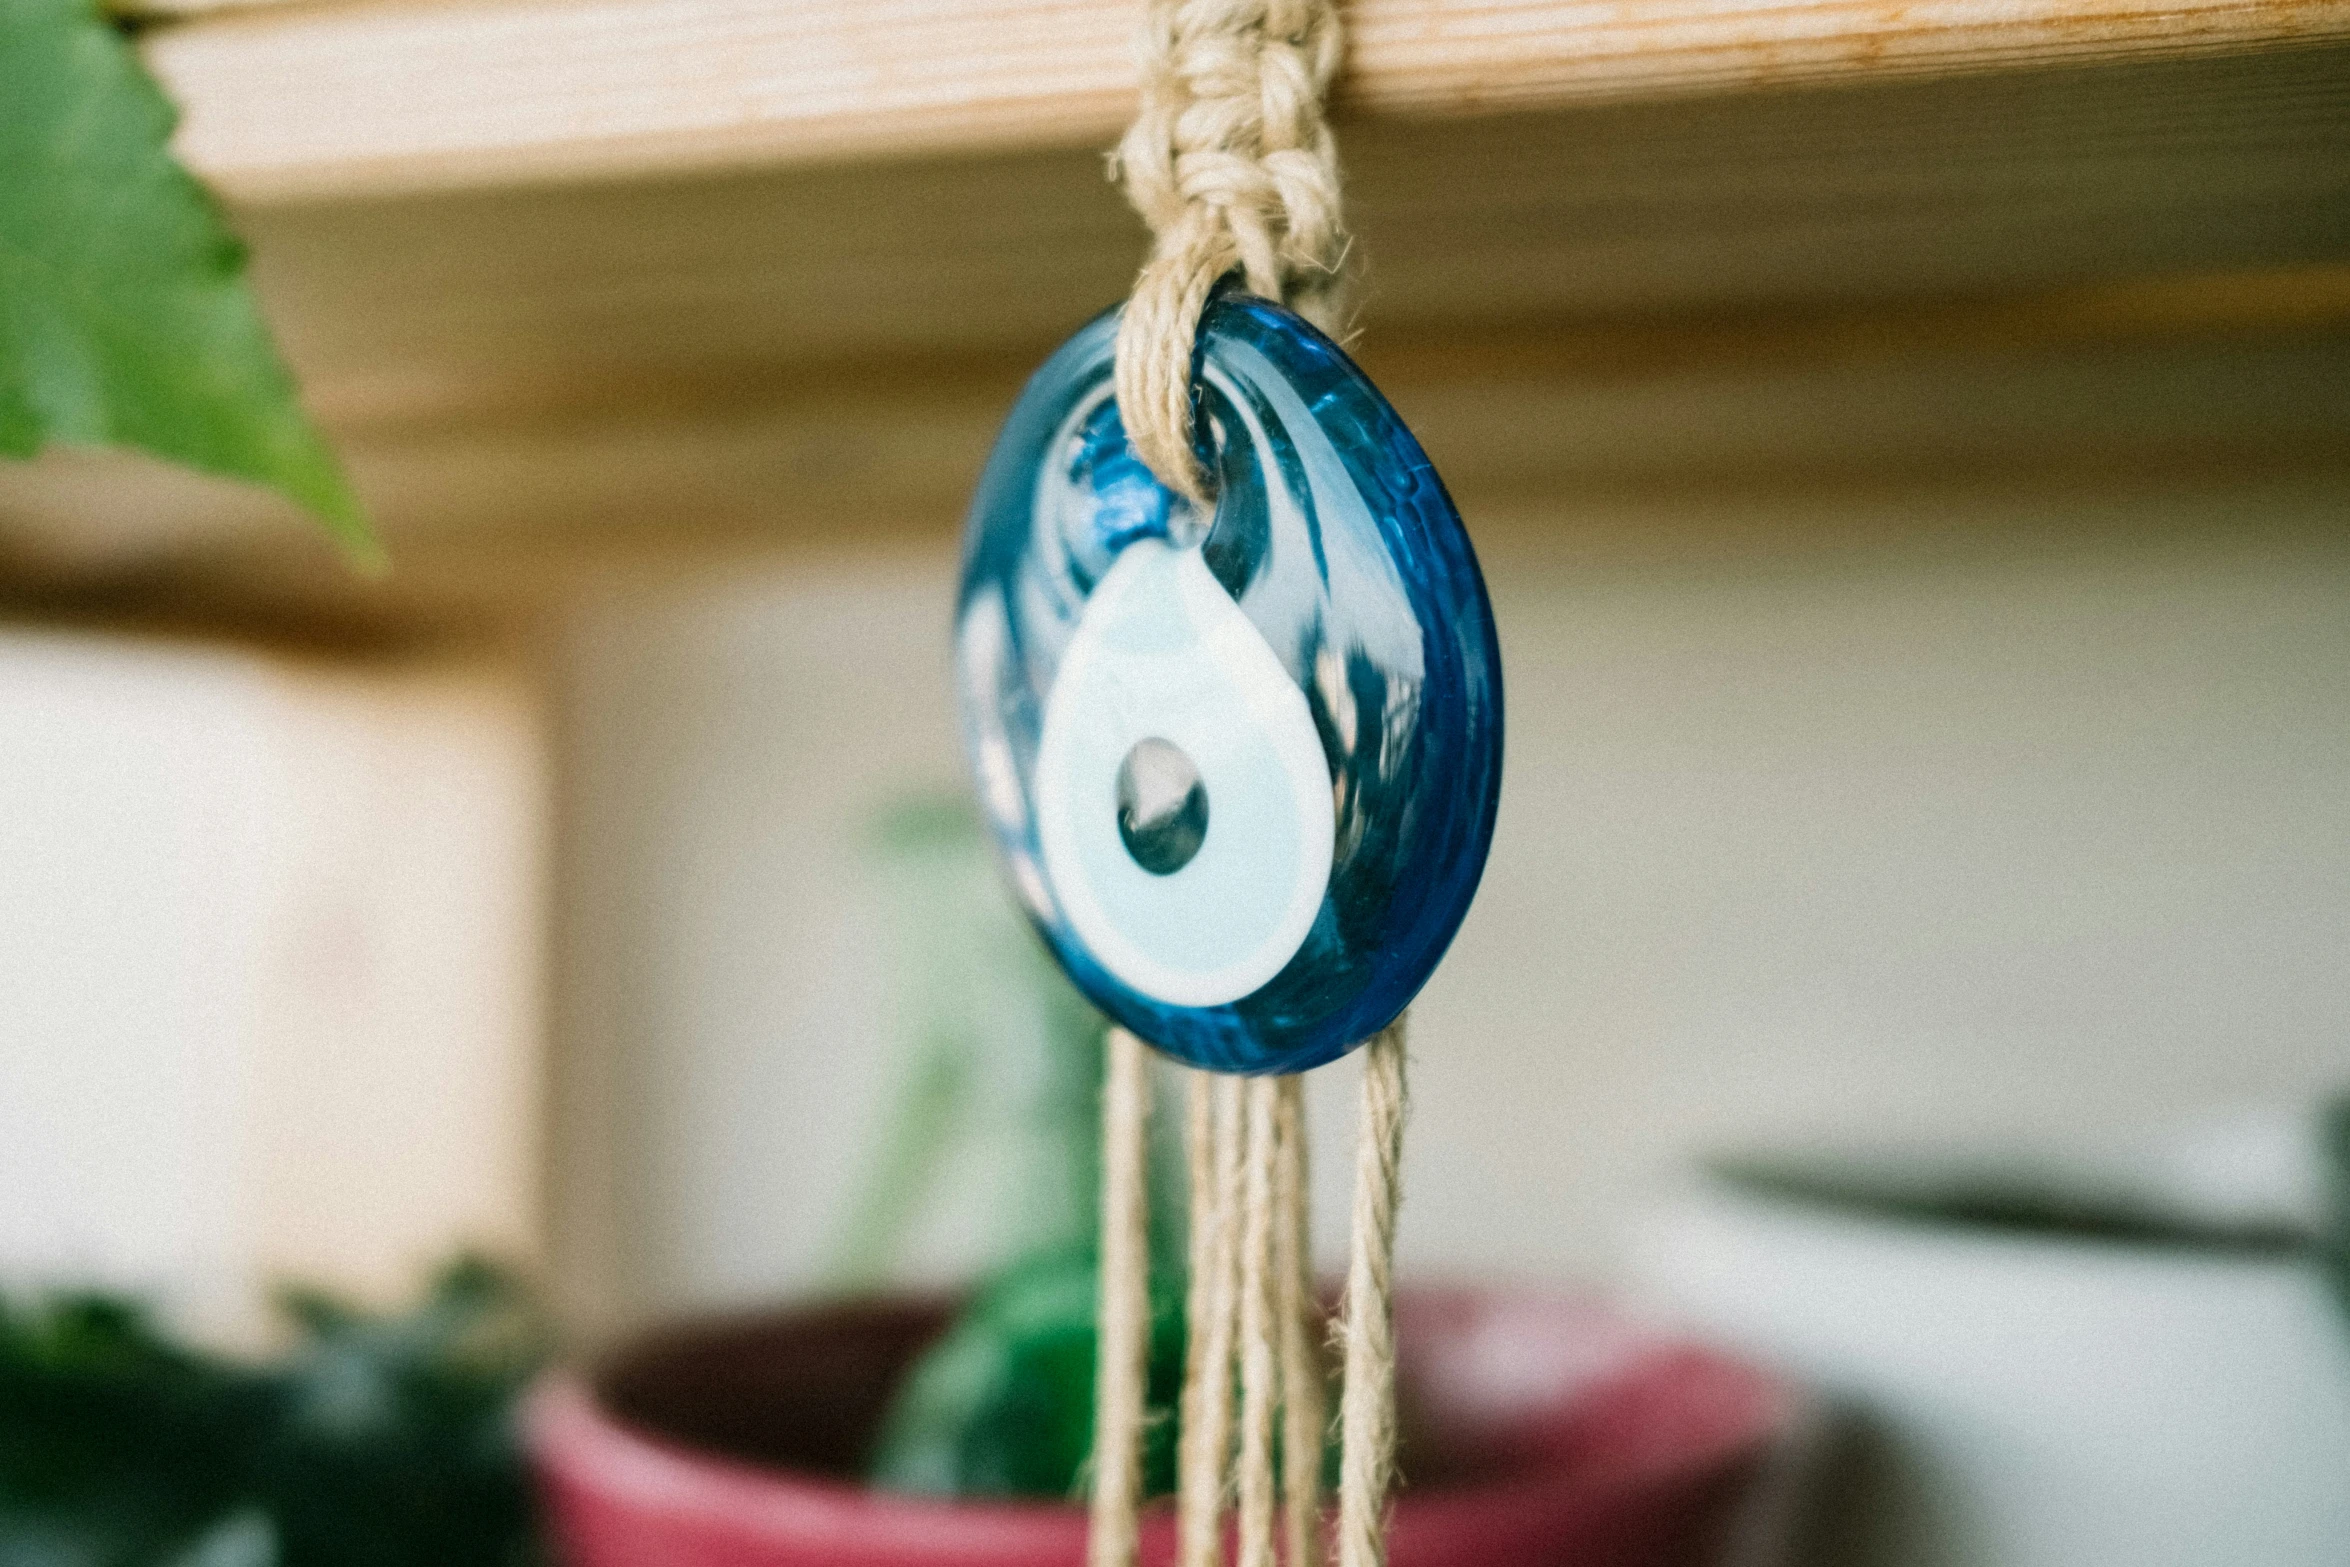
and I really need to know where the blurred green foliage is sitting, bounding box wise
[0,1258,545,1567]
[2321,1094,2350,1329]
[0,0,373,559]
[867,1251,1186,1501]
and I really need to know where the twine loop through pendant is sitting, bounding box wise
[1111,0,1349,503]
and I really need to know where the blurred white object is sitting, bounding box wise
[1630,1112,2350,1566]
[2124,1106,2329,1236]
[0,628,544,1344]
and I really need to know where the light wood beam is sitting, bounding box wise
[142,0,2350,203]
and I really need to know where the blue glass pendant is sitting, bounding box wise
[955,294,1502,1074]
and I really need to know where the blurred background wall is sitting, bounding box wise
[0,631,545,1343]
[8,479,2339,1345]
[547,478,2350,1336]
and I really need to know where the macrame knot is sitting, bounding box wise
[1112,0,1349,503]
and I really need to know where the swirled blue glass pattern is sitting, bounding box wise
[955,295,1502,1074]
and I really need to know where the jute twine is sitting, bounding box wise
[1089,1028,1155,1567]
[1109,0,1349,503]
[1272,1074,1324,1567]
[1333,1023,1407,1567]
[1094,1033,1408,1567]
[1089,6,1407,1566]
[1174,1071,1242,1567]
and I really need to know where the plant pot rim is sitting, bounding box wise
[1703,1156,2316,1261]
[529,1286,1810,1565]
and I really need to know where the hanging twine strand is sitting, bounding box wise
[1100,1028,1408,1567]
[1335,1019,1409,1567]
[1177,1070,1241,1567]
[1092,1029,1156,1567]
[1211,1077,1250,1552]
[1272,1075,1324,1567]
[1111,0,1349,502]
[1235,1078,1283,1567]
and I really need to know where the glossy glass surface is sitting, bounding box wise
[955,295,1502,1073]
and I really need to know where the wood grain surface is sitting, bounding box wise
[5,16,2346,626]
[140,0,2350,202]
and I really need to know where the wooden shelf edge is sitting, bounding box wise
[146,0,2350,205]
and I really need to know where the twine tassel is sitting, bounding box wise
[1095,1027,1408,1567]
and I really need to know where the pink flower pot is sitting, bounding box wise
[529,1289,1808,1567]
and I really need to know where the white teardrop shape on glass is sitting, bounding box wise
[1033,537,1336,1008]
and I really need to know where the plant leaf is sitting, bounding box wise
[0,1261,547,1567]
[867,1251,1186,1501]
[2320,1093,2350,1328]
[0,0,378,563]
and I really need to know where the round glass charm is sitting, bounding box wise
[955,295,1502,1074]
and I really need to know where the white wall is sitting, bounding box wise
[552,483,2350,1329]
[0,630,545,1343]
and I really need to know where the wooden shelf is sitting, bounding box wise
[4,5,2346,626]
[144,0,2350,203]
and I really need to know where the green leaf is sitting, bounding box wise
[161,1511,278,1567]
[0,1293,279,1567]
[867,1251,1186,1502]
[2320,1093,2350,1330]
[0,0,378,564]
[0,1260,547,1567]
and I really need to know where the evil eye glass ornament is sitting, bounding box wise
[955,294,1502,1075]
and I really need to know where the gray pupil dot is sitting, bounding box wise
[1117,738,1208,876]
